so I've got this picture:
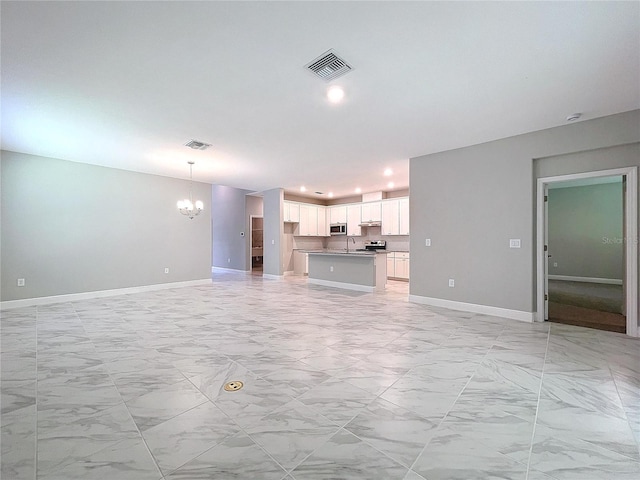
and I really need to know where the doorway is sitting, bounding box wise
[250,216,263,274]
[536,167,638,336]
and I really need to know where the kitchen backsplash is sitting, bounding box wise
[326,229,409,252]
[292,236,325,250]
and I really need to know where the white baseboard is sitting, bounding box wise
[548,275,623,285]
[408,295,534,323]
[262,273,284,280]
[212,266,248,273]
[0,279,213,310]
[308,278,374,293]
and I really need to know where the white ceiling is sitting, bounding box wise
[2,1,639,199]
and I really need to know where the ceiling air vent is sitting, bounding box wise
[305,49,352,82]
[184,140,211,151]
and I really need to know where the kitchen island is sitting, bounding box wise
[307,251,387,292]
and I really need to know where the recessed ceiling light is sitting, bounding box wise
[388,182,395,189]
[327,85,345,103]
[300,186,307,192]
[566,113,582,122]
[355,187,362,194]
[328,192,334,198]
[384,168,393,176]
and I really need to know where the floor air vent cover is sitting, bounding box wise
[305,49,352,82]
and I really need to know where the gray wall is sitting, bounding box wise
[1,151,212,301]
[263,188,283,276]
[211,185,252,270]
[548,182,623,280]
[410,109,640,313]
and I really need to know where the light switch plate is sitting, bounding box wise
[509,239,521,248]
[448,279,455,287]
[425,238,431,247]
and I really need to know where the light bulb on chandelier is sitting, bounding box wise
[177,161,204,219]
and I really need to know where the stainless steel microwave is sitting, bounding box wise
[329,223,347,235]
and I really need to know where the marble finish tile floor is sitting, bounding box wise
[1,272,639,479]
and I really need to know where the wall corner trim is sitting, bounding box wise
[0,279,213,310]
[408,295,535,323]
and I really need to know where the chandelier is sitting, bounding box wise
[177,161,204,219]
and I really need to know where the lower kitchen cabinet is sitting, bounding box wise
[387,252,409,281]
[294,251,309,275]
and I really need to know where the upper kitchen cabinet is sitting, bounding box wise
[347,204,362,236]
[296,204,328,236]
[330,205,347,224]
[283,201,300,223]
[298,204,318,236]
[382,198,410,235]
[382,199,399,235]
[399,198,409,235]
[361,201,382,223]
[317,206,329,236]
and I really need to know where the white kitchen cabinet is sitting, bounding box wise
[294,251,309,275]
[298,204,310,235]
[386,254,395,278]
[381,198,409,236]
[387,252,409,280]
[297,204,324,236]
[347,204,362,236]
[382,199,399,235]
[283,201,300,223]
[394,252,410,280]
[361,201,382,223]
[317,206,329,236]
[399,198,409,235]
[330,205,347,224]
[308,206,318,236]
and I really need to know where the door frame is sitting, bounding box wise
[536,166,638,337]
[249,215,264,273]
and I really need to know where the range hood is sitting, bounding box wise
[358,221,382,227]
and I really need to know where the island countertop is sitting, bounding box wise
[306,250,386,256]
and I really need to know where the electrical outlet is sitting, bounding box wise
[164,268,169,274]
[553,262,558,267]
[448,279,455,287]
[271,239,275,245]
[330,266,334,272]
[425,238,431,247]
[227,258,231,263]
[509,239,521,248]
[17,278,25,287]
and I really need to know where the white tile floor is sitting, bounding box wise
[1,271,639,479]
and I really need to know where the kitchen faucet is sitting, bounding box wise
[347,236,356,252]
